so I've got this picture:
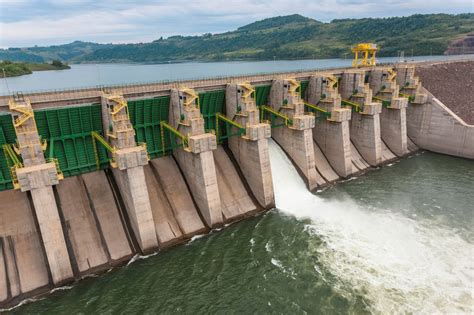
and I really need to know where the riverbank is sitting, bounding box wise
[0,61,70,77]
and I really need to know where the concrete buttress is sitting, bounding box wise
[368,68,409,157]
[308,75,353,177]
[169,89,223,228]
[101,92,158,253]
[225,83,274,208]
[339,70,383,166]
[6,96,73,285]
[268,79,318,190]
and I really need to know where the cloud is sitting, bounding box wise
[0,0,472,48]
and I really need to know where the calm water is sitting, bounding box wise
[8,143,474,314]
[0,55,472,95]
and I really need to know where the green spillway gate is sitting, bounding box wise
[0,104,110,191]
[128,96,172,159]
[255,85,271,107]
[199,90,226,133]
[0,114,18,190]
[35,104,109,177]
[300,81,309,99]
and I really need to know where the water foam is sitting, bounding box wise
[268,140,474,313]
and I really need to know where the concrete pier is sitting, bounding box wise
[307,75,353,177]
[225,83,274,208]
[339,70,383,166]
[268,79,318,190]
[6,97,74,286]
[169,89,223,228]
[368,68,409,157]
[101,92,158,253]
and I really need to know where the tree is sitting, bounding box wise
[51,59,64,67]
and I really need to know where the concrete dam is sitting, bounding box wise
[0,61,472,308]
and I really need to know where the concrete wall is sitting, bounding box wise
[269,80,318,190]
[56,177,109,275]
[81,172,134,263]
[350,112,382,166]
[149,158,207,238]
[380,106,408,157]
[112,167,158,254]
[312,120,353,177]
[169,89,223,228]
[407,89,474,159]
[225,84,274,208]
[339,71,383,166]
[214,147,258,221]
[30,187,74,285]
[308,76,353,178]
[368,68,409,157]
[0,190,50,305]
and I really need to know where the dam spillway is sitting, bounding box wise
[0,61,472,308]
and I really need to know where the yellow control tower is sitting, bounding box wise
[352,43,377,68]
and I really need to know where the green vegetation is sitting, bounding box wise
[0,60,70,77]
[0,13,472,64]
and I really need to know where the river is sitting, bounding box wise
[2,57,473,314]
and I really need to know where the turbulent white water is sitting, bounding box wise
[268,140,474,313]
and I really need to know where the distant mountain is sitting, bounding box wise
[0,13,473,63]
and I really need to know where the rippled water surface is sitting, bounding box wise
[9,144,473,314]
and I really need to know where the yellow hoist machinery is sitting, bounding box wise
[352,43,378,68]
[4,93,63,189]
[92,91,149,170]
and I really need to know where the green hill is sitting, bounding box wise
[0,13,472,63]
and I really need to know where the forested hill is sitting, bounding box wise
[1,13,473,63]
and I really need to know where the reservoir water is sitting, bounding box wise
[0,55,471,95]
[7,142,473,314]
[1,56,473,313]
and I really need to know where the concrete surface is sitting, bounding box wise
[112,168,158,253]
[82,171,134,263]
[225,83,274,208]
[150,157,206,237]
[313,120,353,177]
[56,177,109,274]
[312,141,340,183]
[381,140,397,162]
[349,111,383,166]
[30,187,74,285]
[351,142,371,172]
[269,79,318,190]
[380,106,408,157]
[143,164,184,247]
[407,89,474,159]
[213,146,257,221]
[170,89,223,228]
[0,190,50,305]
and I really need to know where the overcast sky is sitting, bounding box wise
[0,0,472,48]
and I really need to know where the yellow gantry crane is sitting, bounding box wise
[352,43,378,68]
